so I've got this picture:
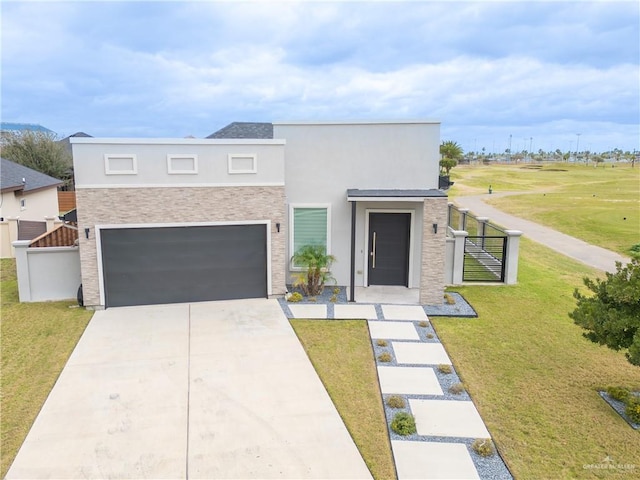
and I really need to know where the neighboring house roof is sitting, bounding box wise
[30,223,79,248]
[206,122,273,139]
[0,122,55,134]
[59,132,93,154]
[0,157,63,194]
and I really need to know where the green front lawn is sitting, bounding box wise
[290,320,396,480]
[434,238,640,478]
[1,258,93,478]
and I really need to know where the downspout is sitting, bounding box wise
[349,200,356,302]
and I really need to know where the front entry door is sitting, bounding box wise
[368,213,410,286]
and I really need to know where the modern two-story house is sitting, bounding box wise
[71,120,447,309]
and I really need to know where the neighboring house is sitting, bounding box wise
[1,158,63,257]
[70,120,447,309]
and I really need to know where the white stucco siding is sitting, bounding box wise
[0,188,59,220]
[275,121,441,287]
[71,138,286,188]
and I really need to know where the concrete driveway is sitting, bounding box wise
[7,299,372,479]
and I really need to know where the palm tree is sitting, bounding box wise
[439,141,463,175]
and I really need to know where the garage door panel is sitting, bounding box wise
[101,225,267,307]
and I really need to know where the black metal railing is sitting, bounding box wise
[463,236,507,282]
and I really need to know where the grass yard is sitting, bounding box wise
[450,163,640,256]
[0,258,93,478]
[434,238,640,479]
[290,320,396,480]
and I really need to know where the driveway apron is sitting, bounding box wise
[6,299,371,480]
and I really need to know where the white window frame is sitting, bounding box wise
[104,154,137,175]
[228,153,257,174]
[289,203,331,271]
[167,154,198,174]
[20,198,26,210]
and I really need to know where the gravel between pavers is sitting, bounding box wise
[281,287,511,479]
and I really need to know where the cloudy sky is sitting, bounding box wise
[2,0,638,153]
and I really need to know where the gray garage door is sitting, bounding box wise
[100,224,267,308]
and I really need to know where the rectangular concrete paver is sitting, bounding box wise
[392,341,451,365]
[288,304,328,319]
[377,366,443,395]
[391,440,479,479]
[368,321,420,340]
[409,399,491,438]
[381,305,428,321]
[334,304,378,319]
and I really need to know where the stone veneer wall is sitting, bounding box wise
[76,186,286,307]
[420,197,449,305]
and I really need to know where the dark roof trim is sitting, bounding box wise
[347,189,447,201]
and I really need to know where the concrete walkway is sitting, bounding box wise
[285,303,512,480]
[453,193,631,273]
[7,299,371,480]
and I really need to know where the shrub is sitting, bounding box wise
[449,382,465,395]
[426,333,434,339]
[386,395,406,409]
[418,320,429,327]
[391,412,417,436]
[378,352,392,363]
[437,364,453,374]
[606,386,630,403]
[376,339,388,347]
[444,293,456,305]
[625,397,640,423]
[291,245,336,296]
[288,292,303,303]
[472,438,495,457]
[333,287,341,295]
[329,294,338,303]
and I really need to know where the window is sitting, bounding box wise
[20,198,26,210]
[104,154,137,175]
[290,206,330,268]
[167,154,198,174]
[228,154,257,174]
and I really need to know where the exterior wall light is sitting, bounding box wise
[433,223,438,234]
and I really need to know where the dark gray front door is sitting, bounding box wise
[101,224,267,308]
[368,213,410,286]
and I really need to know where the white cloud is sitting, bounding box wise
[1,1,637,150]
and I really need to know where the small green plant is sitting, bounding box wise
[376,339,388,347]
[438,364,453,374]
[472,438,495,457]
[630,243,640,258]
[378,352,392,363]
[449,382,465,395]
[291,245,336,296]
[330,294,338,303]
[444,293,456,305]
[391,412,417,436]
[426,333,434,339]
[606,386,630,403]
[288,292,303,303]
[625,397,640,423]
[418,320,428,327]
[386,395,406,409]
[333,287,341,295]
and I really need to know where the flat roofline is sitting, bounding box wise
[70,138,286,145]
[273,119,440,126]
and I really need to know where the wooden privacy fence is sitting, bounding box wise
[58,191,76,213]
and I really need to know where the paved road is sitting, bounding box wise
[453,192,631,273]
[7,300,372,479]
